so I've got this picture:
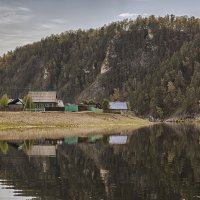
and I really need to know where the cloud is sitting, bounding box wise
[0,6,32,24]
[51,18,67,24]
[41,24,56,29]
[17,7,32,12]
[118,12,149,18]
[0,5,69,55]
[127,0,155,2]
[40,18,68,30]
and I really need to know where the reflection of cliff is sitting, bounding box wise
[57,144,107,200]
[72,140,137,200]
[0,125,200,199]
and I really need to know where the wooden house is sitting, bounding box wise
[7,98,24,111]
[28,91,58,109]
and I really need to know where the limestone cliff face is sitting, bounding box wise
[77,34,119,101]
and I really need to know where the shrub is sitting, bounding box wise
[0,94,9,108]
[102,99,109,111]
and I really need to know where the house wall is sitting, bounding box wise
[78,105,88,112]
[109,109,127,114]
[0,105,23,112]
[8,105,23,111]
[45,107,65,112]
[35,103,57,109]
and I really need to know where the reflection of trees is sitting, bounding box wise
[67,124,200,200]
[0,125,200,199]
[20,140,34,152]
[118,124,200,200]
[0,141,8,154]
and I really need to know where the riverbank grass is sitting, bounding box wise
[0,112,151,130]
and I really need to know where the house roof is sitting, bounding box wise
[109,102,128,110]
[8,98,23,105]
[28,91,57,103]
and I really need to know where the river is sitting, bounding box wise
[0,124,199,199]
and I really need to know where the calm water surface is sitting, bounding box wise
[0,124,200,199]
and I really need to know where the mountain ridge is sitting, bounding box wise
[1,15,200,118]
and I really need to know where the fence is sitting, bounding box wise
[87,106,103,113]
[45,107,65,112]
[65,105,78,112]
[25,108,45,112]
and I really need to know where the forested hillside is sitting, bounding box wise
[1,15,200,118]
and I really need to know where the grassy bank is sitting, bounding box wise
[0,111,152,130]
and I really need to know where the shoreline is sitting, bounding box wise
[0,111,152,130]
[0,125,149,140]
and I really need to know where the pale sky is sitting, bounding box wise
[0,0,200,55]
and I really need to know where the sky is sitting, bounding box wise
[0,0,200,55]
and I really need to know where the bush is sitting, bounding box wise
[23,95,35,109]
[102,99,109,111]
[0,94,9,108]
[81,99,96,105]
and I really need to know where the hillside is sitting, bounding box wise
[1,15,200,118]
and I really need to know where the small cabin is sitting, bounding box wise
[109,102,128,114]
[7,98,24,111]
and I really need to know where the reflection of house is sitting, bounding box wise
[109,136,128,144]
[87,135,103,142]
[28,91,58,109]
[25,145,56,157]
[7,99,24,111]
[64,137,78,144]
[64,136,103,144]
[109,102,128,114]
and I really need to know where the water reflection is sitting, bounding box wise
[109,136,128,144]
[0,124,200,199]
